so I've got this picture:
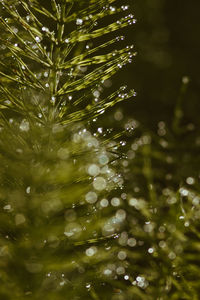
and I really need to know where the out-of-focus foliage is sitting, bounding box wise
[106,74,200,299]
[99,0,200,299]
[0,119,129,299]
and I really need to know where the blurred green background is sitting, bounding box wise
[118,0,200,129]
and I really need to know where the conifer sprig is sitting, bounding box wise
[0,0,136,124]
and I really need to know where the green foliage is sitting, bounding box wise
[119,115,200,299]
[0,0,137,299]
[0,0,136,123]
[1,1,199,300]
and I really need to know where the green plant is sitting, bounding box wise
[0,1,136,299]
[115,77,200,299]
[2,1,199,299]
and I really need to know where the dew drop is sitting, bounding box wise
[3,204,11,210]
[111,197,121,207]
[51,96,56,104]
[85,191,98,204]
[86,283,91,289]
[20,119,30,132]
[121,5,129,11]
[35,36,41,42]
[97,127,103,134]
[44,71,49,78]
[116,266,125,275]
[127,237,136,247]
[109,6,116,12]
[93,90,100,98]
[42,27,49,32]
[182,76,189,84]
[99,154,109,165]
[64,222,82,238]
[100,198,109,208]
[148,247,154,254]
[93,177,107,191]
[87,164,100,177]
[116,209,126,222]
[118,250,127,260]
[76,18,83,25]
[103,269,112,275]
[168,252,176,260]
[26,186,31,194]
[186,177,195,185]
[114,110,123,121]
[86,246,97,257]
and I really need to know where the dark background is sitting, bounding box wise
[117,0,200,130]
